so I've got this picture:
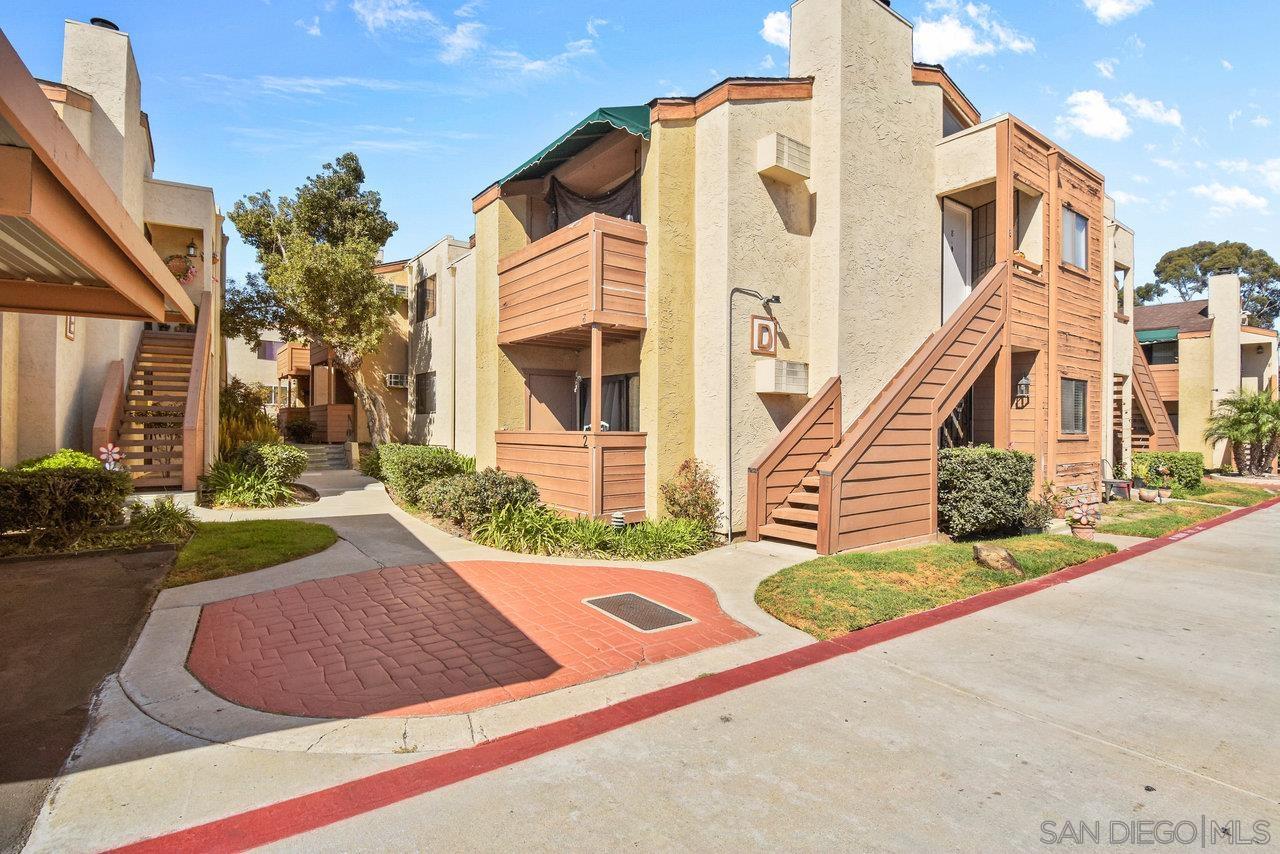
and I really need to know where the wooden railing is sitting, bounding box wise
[181,291,214,490]
[1130,336,1178,451]
[91,358,126,453]
[276,343,311,378]
[495,430,646,520]
[1148,363,1178,401]
[497,213,647,346]
[309,404,355,444]
[745,376,841,540]
[310,342,332,366]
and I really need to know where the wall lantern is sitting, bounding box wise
[1015,374,1032,404]
[186,240,198,258]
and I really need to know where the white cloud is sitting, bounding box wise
[1217,158,1251,173]
[438,21,483,63]
[454,0,480,16]
[913,1,1033,64]
[295,16,322,36]
[1151,157,1183,172]
[1131,174,1150,183]
[1228,109,1243,130]
[760,54,776,70]
[1111,190,1148,206]
[586,17,607,38]
[1221,58,1233,70]
[491,38,595,78]
[1251,115,1272,128]
[1210,159,1280,194]
[1117,93,1182,127]
[350,0,436,31]
[1082,0,1152,24]
[1190,182,1270,217]
[1094,58,1117,78]
[1055,90,1131,141]
[760,11,790,50]
[1126,34,1145,54]
[1259,159,1280,193]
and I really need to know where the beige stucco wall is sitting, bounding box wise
[225,329,284,413]
[791,0,944,430]
[407,237,472,450]
[1178,334,1215,464]
[1240,330,1277,395]
[934,120,998,196]
[0,314,17,466]
[1101,202,1136,475]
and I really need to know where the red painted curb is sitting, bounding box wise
[109,496,1280,854]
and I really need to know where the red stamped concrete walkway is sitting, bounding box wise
[187,560,754,718]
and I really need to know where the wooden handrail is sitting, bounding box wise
[182,291,214,490]
[91,358,125,452]
[496,212,645,274]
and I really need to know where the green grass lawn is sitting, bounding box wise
[1096,500,1229,538]
[163,520,338,588]
[1173,481,1277,507]
[755,534,1114,640]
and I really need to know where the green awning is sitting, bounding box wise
[498,106,650,186]
[1137,327,1179,344]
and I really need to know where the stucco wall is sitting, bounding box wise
[1239,331,1277,395]
[791,0,944,429]
[1177,334,1214,464]
[934,120,998,196]
[407,237,471,448]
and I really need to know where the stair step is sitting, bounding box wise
[120,417,184,426]
[132,475,183,488]
[771,506,819,525]
[139,344,194,353]
[783,490,820,507]
[801,475,820,489]
[758,523,818,546]
[128,463,183,473]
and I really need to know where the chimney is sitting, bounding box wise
[89,17,120,31]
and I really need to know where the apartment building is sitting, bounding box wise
[1134,274,1279,468]
[456,0,1173,554]
[276,259,411,444]
[225,330,287,415]
[0,19,224,488]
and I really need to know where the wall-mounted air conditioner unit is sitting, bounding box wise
[392,284,410,299]
[384,373,409,388]
[756,132,811,185]
[755,359,809,395]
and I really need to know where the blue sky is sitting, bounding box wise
[3,0,1278,314]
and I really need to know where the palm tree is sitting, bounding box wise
[1203,390,1280,475]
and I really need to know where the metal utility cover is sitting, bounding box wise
[584,593,693,632]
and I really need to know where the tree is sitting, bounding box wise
[227,153,399,444]
[1134,281,1165,305]
[1152,240,1280,326]
[1202,390,1280,476]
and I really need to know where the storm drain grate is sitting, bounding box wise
[584,593,693,632]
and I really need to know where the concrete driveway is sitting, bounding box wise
[26,503,1280,851]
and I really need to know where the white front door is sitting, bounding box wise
[941,199,972,323]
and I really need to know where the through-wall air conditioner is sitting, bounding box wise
[384,373,409,388]
[756,132,811,185]
[755,359,809,395]
[392,284,410,299]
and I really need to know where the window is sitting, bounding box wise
[1061,207,1088,269]
[414,276,436,323]
[1143,341,1178,365]
[1060,378,1088,435]
[256,340,285,361]
[971,201,996,283]
[577,373,640,432]
[414,371,436,415]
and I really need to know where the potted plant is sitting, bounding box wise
[1152,464,1173,501]
[1067,504,1100,540]
[1041,480,1068,518]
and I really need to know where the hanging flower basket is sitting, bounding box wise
[165,254,198,287]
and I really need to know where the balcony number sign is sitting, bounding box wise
[750,314,778,357]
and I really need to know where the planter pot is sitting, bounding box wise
[1138,488,1158,503]
[1157,487,1172,500]
[1070,525,1096,540]
[1052,507,1068,519]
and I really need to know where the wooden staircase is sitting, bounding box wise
[1129,335,1178,451]
[116,330,195,488]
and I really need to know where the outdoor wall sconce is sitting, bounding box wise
[186,240,198,258]
[1015,374,1032,404]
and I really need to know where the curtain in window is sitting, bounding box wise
[577,374,637,431]
[971,201,996,283]
[547,174,640,232]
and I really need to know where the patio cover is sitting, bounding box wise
[498,106,650,186]
[1136,327,1179,344]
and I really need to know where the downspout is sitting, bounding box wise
[724,288,780,539]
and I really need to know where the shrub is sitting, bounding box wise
[200,458,293,509]
[561,516,617,556]
[418,468,539,531]
[16,448,103,471]
[1132,451,1203,490]
[659,458,721,529]
[235,442,308,483]
[220,377,279,453]
[358,445,381,480]
[611,517,714,560]
[937,446,1035,538]
[378,444,476,502]
[1018,488,1055,532]
[0,466,132,547]
[472,504,570,554]
[283,418,317,444]
[129,496,199,542]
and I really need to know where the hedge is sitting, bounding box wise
[377,444,475,502]
[1132,451,1203,490]
[418,468,539,531]
[937,446,1035,538]
[0,466,132,546]
[235,442,308,484]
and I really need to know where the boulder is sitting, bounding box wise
[973,544,1024,577]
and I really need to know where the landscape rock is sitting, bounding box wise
[973,544,1024,577]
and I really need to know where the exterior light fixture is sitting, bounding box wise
[1015,374,1032,404]
[186,240,198,258]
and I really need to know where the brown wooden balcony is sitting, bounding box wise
[310,342,333,366]
[495,430,646,521]
[276,343,311,379]
[497,213,646,347]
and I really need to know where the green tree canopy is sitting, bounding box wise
[226,153,399,444]
[1147,240,1280,326]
